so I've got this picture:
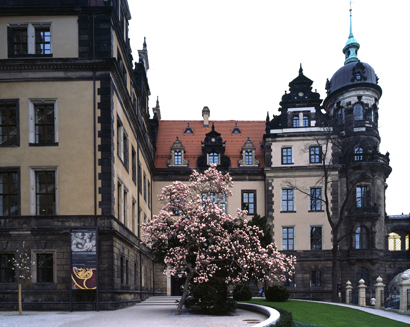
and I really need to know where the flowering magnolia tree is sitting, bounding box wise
[143,165,296,315]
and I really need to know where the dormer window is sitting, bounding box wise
[168,137,188,167]
[239,137,259,167]
[293,116,299,127]
[245,151,252,165]
[184,123,193,134]
[232,123,241,134]
[303,116,309,127]
[209,152,219,165]
[174,151,182,165]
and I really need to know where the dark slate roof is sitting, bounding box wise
[328,61,379,95]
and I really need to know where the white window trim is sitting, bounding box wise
[207,152,220,165]
[309,225,323,250]
[28,98,58,144]
[280,187,296,212]
[29,166,58,215]
[31,249,57,284]
[8,22,53,55]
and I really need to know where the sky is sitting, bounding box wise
[128,0,410,215]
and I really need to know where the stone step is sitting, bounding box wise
[137,296,181,305]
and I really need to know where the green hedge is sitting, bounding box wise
[268,307,293,327]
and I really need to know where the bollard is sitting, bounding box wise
[346,280,353,304]
[358,279,367,307]
[374,276,385,309]
[399,273,410,311]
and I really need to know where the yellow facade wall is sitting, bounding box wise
[0,80,96,215]
[0,15,79,59]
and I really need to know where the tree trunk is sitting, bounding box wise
[331,245,338,303]
[18,283,22,315]
[175,271,195,315]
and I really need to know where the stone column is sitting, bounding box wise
[346,280,353,304]
[399,273,410,311]
[358,278,367,307]
[374,276,385,309]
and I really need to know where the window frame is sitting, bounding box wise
[0,253,15,283]
[282,226,294,251]
[208,152,219,165]
[355,226,369,249]
[309,187,322,211]
[245,151,253,165]
[28,99,58,146]
[354,147,363,161]
[31,249,57,284]
[281,146,293,165]
[174,151,182,165]
[281,188,295,212]
[292,116,299,127]
[311,270,321,287]
[0,99,19,147]
[310,226,322,250]
[353,103,364,121]
[241,190,256,215]
[309,145,322,164]
[30,167,58,216]
[0,167,20,216]
[356,185,370,208]
[8,23,53,58]
[303,115,309,127]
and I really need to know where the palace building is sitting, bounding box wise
[0,0,408,310]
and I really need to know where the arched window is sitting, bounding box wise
[388,232,401,251]
[293,116,299,127]
[354,147,363,161]
[355,226,369,249]
[353,103,363,121]
[245,151,252,165]
[338,108,345,125]
[209,152,219,165]
[303,116,309,127]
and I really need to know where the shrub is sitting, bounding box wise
[267,307,293,327]
[265,285,290,302]
[232,284,252,301]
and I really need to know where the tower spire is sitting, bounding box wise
[343,1,360,65]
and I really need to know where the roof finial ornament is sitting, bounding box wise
[343,1,360,65]
[299,63,303,75]
[143,37,147,50]
[156,96,160,108]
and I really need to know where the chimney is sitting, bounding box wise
[202,106,210,127]
[152,96,161,120]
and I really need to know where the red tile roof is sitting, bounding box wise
[155,120,265,169]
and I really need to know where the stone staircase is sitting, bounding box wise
[137,296,181,306]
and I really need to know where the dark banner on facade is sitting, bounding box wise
[70,228,98,290]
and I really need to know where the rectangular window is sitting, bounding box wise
[242,191,256,215]
[282,227,294,251]
[143,173,146,202]
[0,100,19,146]
[138,163,142,194]
[29,99,58,146]
[35,103,55,144]
[120,256,124,284]
[148,181,151,209]
[281,147,292,164]
[36,171,56,215]
[0,254,15,283]
[311,270,321,287]
[124,188,128,226]
[132,199,136,234]
[132,147,136,184]
[174,151,182,165]
[245,151,252,165]
[37,253,53,283]
[310,226,322,250]
[138,207,142,238]
[0,170,19,216]
[134,262,137,285]
[117,182,122,221]
[202,193,226,213]
[125,259,129,285]
[117,118,128,169]
[8,23,52,57]
[356,186,370,208]
[309,146,322,163]
[282,189,294,212]
[310,188,322,211]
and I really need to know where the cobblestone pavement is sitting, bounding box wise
[0,305,268,327]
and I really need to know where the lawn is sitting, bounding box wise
[247,299,409,327]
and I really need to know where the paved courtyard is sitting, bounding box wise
[0,304,268,327]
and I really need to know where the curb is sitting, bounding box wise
[237,302,280,327]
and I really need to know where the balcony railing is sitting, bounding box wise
[339,152,390,165]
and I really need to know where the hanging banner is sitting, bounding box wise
[70,228,98,290]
